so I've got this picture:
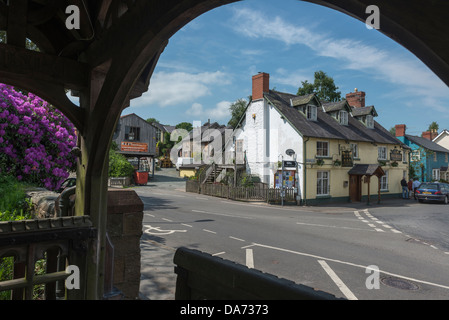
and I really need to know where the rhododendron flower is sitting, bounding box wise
[0,84,77,191]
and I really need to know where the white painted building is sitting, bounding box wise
[225,73,304,195]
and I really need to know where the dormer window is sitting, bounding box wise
[366,115,374,128]
[339,110,348,126]
[306,105,317,121]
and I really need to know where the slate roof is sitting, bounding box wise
[264,90,406,146]
[348,164,385,177]
[405,134,449,153]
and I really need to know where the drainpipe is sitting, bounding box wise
[303,137,310,206]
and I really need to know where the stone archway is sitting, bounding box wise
[0,0,448,299]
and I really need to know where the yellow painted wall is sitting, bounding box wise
[179,168,197,179]
[304,138,409,200]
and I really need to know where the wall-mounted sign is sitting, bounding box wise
[390,149,402,162]
[121,142,148,153]
[283,160,297,168]
[341,151,353,167]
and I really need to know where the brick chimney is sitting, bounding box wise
[346,89,366,108]
[395,124,406,137]
[422,129,438,141]
[252,73,269,101]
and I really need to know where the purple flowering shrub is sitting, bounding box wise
[0,84,77,191]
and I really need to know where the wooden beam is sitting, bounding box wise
[0,43,88,90]
[7,0,28,48]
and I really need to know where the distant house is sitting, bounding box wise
[225,73,409,205]
[395,125,449,182]
[113,113,158,174]
[433,129,449,151]
[177,121,229,178]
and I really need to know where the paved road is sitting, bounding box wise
[137,169,449,300]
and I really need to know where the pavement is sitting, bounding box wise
[136,168,411,300]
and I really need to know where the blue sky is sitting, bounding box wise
[123,0,449,136]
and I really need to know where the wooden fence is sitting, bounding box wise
[186,181,298,204]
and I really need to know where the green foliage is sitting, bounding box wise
[176,122,193,133]
[0,175,34,300]
[108,150,135,178]
[428,121,439,132]
[0,175,33,219]
[297,71,342,102]
[228,99,248,129]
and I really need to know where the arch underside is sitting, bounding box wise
[0,0,447,299]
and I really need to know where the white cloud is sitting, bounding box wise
[230,7,449,103]
[186,101,232,121]
[131,71,231,108]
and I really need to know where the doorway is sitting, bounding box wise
[349,175,362,202]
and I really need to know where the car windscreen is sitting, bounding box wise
[418,183,440,190]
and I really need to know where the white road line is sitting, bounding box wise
[246,249,255,269]
[253,242,449,290]
[296,222,376,232]
[145,213,155,217]
[192,209,254,220]
[212,252,226,256]
[203,229,217,234]
[181,223,193,228]
[162,218,173,222]
[318,260,358,300]
[230,236,246,242]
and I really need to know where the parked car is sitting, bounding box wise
[415,182,449,204]
[57,177,76,193]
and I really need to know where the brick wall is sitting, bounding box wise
[107,189,143,300]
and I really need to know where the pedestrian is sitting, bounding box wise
[407,179,413,199]
[401,177,408,199]
[412,178,421,200]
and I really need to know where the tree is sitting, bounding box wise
[146,118,159,124]
[176,122,193,133]
[428,122,439,132]
[297,71,342,102]
[228,99,248,129]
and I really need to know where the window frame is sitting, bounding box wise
[125,126,141,142]
[339,110,348,126]
[350,143,359,159]
[380,170,389,191]
[378,146,387,160]
[306,105,318,121]
[366,115,374,129]
[317,171,330,196]
[316,141,329,158]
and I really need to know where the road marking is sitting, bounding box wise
[296,222,376,232]
[318,260,358,300]
[212,252,226,256]
[252,242,449,290]
[145,213,155,217]
[230,236,246,242]
[246,249,254,269]
[181,223,193,228]
[354,211,401,233]
[203,229,217,234]
[192,209,254,220]
[143,225,187,236]
[162,218,173,222]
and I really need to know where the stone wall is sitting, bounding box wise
[106,189,143,300]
